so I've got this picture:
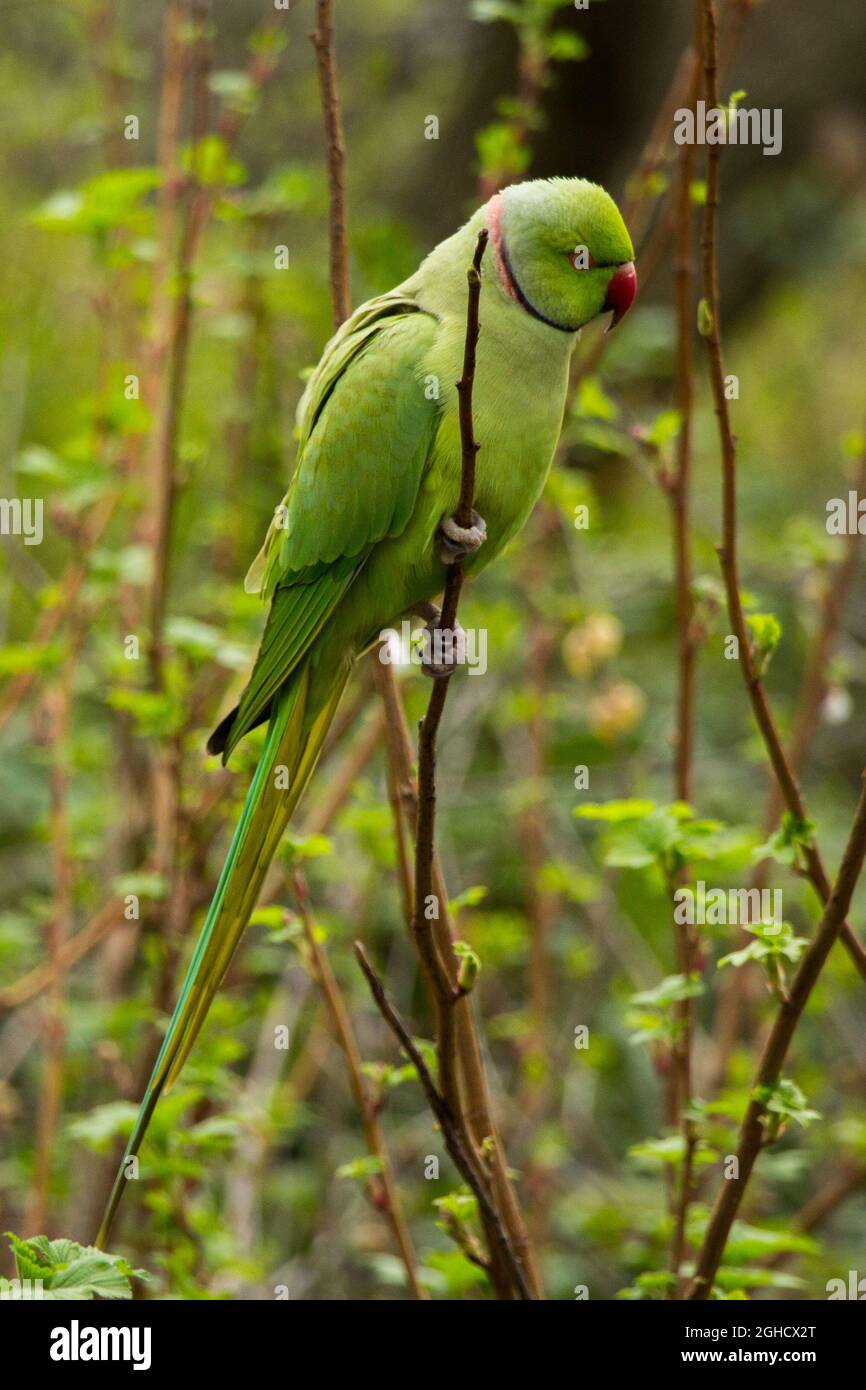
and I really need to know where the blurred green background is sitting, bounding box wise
[1,0,866,1300]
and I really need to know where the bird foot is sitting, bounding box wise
[411,603,466,679]
[437,510,487,565]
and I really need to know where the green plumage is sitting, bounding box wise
[97,177,634,1244]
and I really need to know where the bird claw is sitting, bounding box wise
[411,603,466,679]
[437,510,487,565]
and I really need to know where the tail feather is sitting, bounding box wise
[96,661,348,1247]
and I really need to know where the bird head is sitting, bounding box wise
[486,177,636,334]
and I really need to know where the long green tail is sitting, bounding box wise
[96,661,347,1247]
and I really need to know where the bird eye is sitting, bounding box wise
[569,245,595,271]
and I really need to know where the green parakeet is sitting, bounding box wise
[97,176,635,1242]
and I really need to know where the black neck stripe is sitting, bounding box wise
[499,235,579,335]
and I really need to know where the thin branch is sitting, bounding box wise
[354,942,532,1301]
[687,768,866,1297]
[310,0,350,330]
[309,0,540,1300]
[786,1163,866,1240]
[695,0,866,985]
[667,20,701,1285]
[622,46,700,241]
[765,433,866,830]
[144,4,282,675]
[573,4,753,390]
[711,431,866,1086]
[411,227,487,1140]
[292,872,426,1300]
[25,670,76,1233]
[404,231,542,1299]
[0,894,126,1012]
[141,0,196,677]
[371,244,541,1299]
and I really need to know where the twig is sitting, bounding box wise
[141,0,195,677]
[711,431,866,1087]
[25,672,76,1233]
[309,0,540,1299]
[687,768,866,1297]
[405,231,542,1300]
[0,894,127,1012]
[144,4,282,674]
[310,0,350,330]
[292,873,426,1299]
[765,432,866,831]
[785,1163,866,1241]
[667,20,701,1285]
[695,0,866,984]
[474,22,560,1229]
[354,942,532,1301]
[572,4,754,392]
[519,522,559,1107]
[410,227,487,1138]
[622,46,700,242]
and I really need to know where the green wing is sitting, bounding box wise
[221,295,440,760]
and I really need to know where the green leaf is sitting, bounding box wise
[31,169,159,238]
[697,297,714,336]
[753,812,815,867]
[15,445,68,482]
[721,1219,818,1262]
[208,69,256,108]
[281,830,334,863]
[628,1135,718,1168]
[627,974,705,1048]
[336,1155,384,1182]
[714,1265,805,1292]
[717,919,808,972]
[67,1102,138,1152]
[753,1078,820,1129]
[449,884,488,914]
[747,612,782,673]
[454,940,482,992]
[475,121,532,179]
[433,1189,479,1222]
[574,375,618,422]
[4,1232,148,1300]
[602,835,656,869]
[0,642,66,677]
[546,30,590,62]
[646,408,682,450]
[182,135,246,187]
[164,616,224,658]
[631,973,705,1011]
[110,871,167,901]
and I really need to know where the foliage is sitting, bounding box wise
[1,0,865,1304]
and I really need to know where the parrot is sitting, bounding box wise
[97,176,636,1244]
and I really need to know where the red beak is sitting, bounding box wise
[603,261,637,331]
